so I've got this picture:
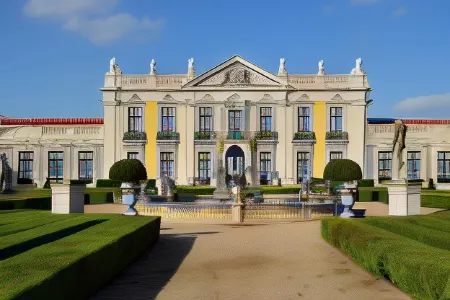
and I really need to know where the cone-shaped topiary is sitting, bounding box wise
[109,159,147,184]
[323,159,362,182]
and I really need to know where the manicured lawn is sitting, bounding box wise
[321,211,450,300]
[0,210,160,300]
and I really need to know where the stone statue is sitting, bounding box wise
[150,59,156,75]
[187,58,195,78]
[318,60,325,75]
[109,57,121,75]
[351,57,364,74]
[278,58,287,76]
[0,153,13,193]
[109,57,116,74]
[392,119,407,179]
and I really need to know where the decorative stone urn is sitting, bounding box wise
[340,188,355,218]
[121,182,138,216]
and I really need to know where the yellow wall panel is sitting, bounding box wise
[145,102,158,178]
[313,101,326,178]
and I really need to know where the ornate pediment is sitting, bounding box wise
[162,94,183,103]
[259,94,274,102]
[331,94,343,101]
[224,93,240,108]
[129,94,142,102]
[183,56,283,88]
[198,94,214,102]
[296,94,310,101]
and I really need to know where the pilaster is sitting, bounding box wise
[186,105,195,181]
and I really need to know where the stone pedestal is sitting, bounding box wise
[384,180,422,216]
[340,190,354,218]
[51,181,86,214]
[232,203,244,223]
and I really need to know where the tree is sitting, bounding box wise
[109,159,147,184]
[323,159,362,182]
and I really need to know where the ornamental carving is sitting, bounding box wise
[197,63,279,87]
[297,94,310,101]
[259,94,274,102]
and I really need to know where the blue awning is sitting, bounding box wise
[367,118,397,124]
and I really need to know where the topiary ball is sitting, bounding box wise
[323,159,362,182]
[109,159,147,184]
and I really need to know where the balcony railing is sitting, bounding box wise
[123,131,147,141]
[227,131,246,140]
[325,130,349,140]
[254,131,278,140]
[293,131,316,140]
[194,131,216,140]
[157,131,180,140]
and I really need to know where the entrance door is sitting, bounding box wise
[297,152,310,183]
[225,145,245,175]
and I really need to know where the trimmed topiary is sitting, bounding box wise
[323,159,362,182]
[109,159,147,184]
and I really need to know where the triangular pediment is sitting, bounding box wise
[183,56,283,88]
[331,94,343,101]
[198,94,215,102]
[129,94,142,102]
[296,94,310,101]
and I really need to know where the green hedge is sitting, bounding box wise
[0,212,161,300]
[358,187,389,203]
[174,186,216,196]
[0,198,51,210]
[357,179,374,187]
[321,217,450,300]
[362,217,450,251]
[96,179,122,188]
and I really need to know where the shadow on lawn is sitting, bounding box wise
[91,231,214,300]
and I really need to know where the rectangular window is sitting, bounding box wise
[18,151,34,184]
[260,152,272,185]
[160,152,174,178]
[378,151,392,181]
[78,151,93,181]
[330,107,343,131]
[127,152,139,159]
[260,107,272,132]
[437,152,450,183]
[228,110,242,139]
[298,107,310,131]
[407,151,421,180]
[161,107,176,132]
[48,151,64,183]
[199,107,213,132]
[128,107,142,132]
[297,152,310,183]
[198,152,211,182]
[330,152,343,161]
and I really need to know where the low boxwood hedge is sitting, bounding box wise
[0,212,161,300]
[321,217,450,300]
[362,216,450,251]
[96,179,122,188]
[358,187,389,203]
[0,198,51,210]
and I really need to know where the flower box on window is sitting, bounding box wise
[325,131,348,140]
[123,131,147,141]
[157,131,180,140]
[255,131,278,140]
[293,131,316,140]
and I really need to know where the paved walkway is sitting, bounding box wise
[91,219,411,300]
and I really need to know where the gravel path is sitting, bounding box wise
[91,219,411,300]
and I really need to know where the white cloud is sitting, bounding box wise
[392,6,407,18]
[23,0,164,45]
[350,0,382,5]
[394,93,450,113]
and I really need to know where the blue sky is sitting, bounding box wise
[1,0,450,119]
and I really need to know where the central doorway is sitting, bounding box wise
[225,145,245,176]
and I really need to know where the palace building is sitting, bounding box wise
[1,56,450,189]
